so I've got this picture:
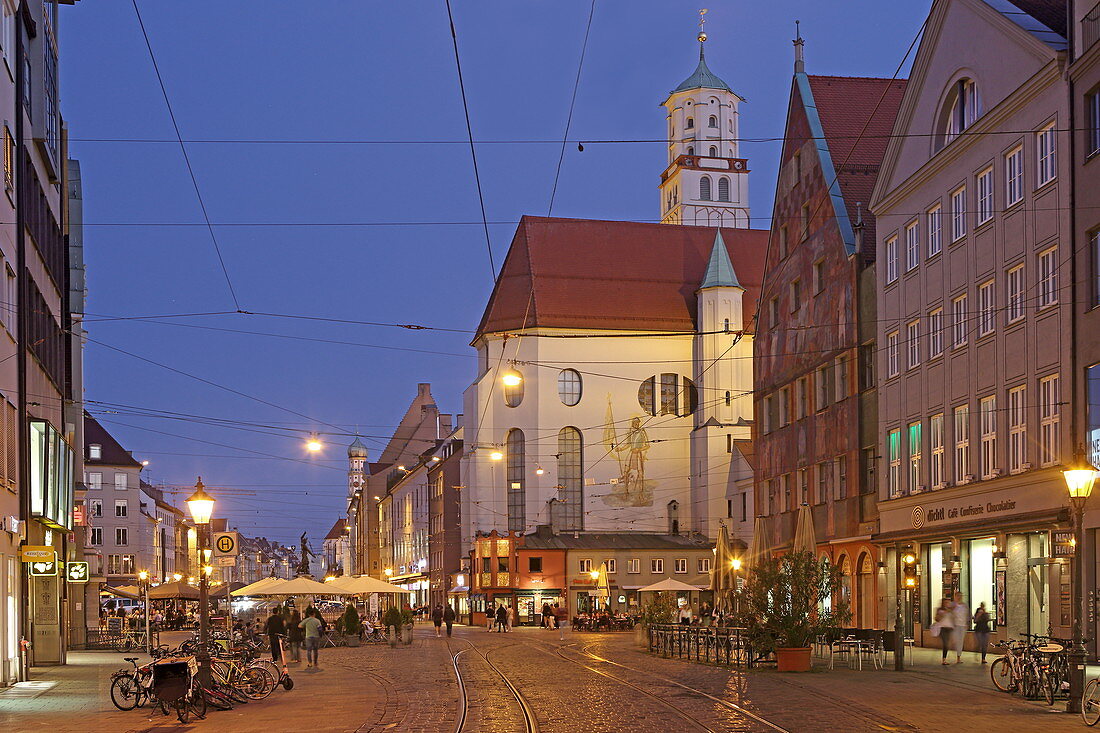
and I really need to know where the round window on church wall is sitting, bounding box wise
[558,369,582,406]
[637,374,698,417]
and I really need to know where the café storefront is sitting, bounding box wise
[876,471,1073,650]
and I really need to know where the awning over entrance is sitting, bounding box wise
[874,507,1067,543]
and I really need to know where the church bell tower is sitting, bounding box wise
[660,11,750,227]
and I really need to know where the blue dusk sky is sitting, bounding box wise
[60,1,927,545]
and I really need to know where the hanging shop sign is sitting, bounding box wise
[29,555,57,576]
[21,545,53,562]
[1053,531,1076,558]
[66,562,89,583]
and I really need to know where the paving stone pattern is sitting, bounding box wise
[0,626,1088,732]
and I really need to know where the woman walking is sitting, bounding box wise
[973,602,991,664]
[287,609,303,664]
[934,598,956,666]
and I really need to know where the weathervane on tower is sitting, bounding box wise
[698,8,708,43]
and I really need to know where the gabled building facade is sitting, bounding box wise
[870,0,1075,647]
[753,36,906,629]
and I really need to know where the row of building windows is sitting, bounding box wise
[885,374,1060,498]
[884,125,1056,284]
[883,248,1058,377]
[106,554,136,575]
[503,426,584,533]
[763,455,854,515]
[88,527,129,547]
[574,557,710,575]
[760,355,850,433]
[674,113,734,135]
[85,471,130,490]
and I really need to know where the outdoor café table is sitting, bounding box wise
[833,637,865,670]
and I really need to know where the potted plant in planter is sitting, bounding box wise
[637,591,677,649]
[733,551,850,672]
[341,604,362,647]
[401,608,414,645]
[382,606,403,648]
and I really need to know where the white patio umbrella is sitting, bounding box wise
[230,577,286,597]
[325,575,409,595]
[792,503,818,555]
[248,576,351,596]
[747,515,771,569]
[638,577,704,593]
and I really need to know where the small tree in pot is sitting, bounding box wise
[637,591,678,648]
[400,608,414,645]
[732,551,850,672]
[340,604,362,647]
[382,606,403,648]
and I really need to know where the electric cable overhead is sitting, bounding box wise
[130,0,242,311]
[444,0,496,279]
[548,0,596,215]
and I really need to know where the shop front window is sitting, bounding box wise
[968,538,995,622]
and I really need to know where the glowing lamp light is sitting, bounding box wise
[384,568,393,577]
[731,558,742,571]
[141,460,150,467]
[535,466,545,476]
[324,575,336,582]
[138,570,148,582]
[902,553,917,565]
[306,435,323,453]
[490,451,504,461]
[905,577,917,588]
[172,573,182,582]
[203,549,213,563]
[501,369,523,387]
[589,570,600,581]
[185,478,215,525]
[203,565,213,576]
[431,456,441,462]
[1064,449,1099,500]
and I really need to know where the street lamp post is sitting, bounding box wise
[1065,448,1099,714]
[185,478,215,688]
[138,570,150,655]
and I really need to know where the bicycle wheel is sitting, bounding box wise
[188,685,207,721]
[1021,666,1037,699]
[1084,679,1100,726]
[1042,671,1056,705]
[990,657,1013,692]
[176,698,190,724]
[109,674,141,711]
[239,667,275,700]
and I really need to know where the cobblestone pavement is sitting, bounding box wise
[0,626,1089,732]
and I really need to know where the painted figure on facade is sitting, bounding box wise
[603,395,655,507]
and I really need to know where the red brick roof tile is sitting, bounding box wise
[475,217,769,338]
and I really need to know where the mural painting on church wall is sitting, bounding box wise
[602,395,654,507]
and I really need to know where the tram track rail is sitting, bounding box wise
[511,636,730,733]
[447,637,538,733]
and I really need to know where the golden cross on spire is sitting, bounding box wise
[698,8,708,42]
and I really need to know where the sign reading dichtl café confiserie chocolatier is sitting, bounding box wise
[911,499,1018,529]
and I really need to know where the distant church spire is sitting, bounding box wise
[793,20,805,73]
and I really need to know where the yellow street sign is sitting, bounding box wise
[20,546,52,562]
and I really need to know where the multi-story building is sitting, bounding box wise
[427,429,463,608]
[380,448,432,606]
[870,0,1074,647]
[1072,0,1100,653]
[469,526,715,625]
[346,384,452,578]
[83,415,146,586]
[753,34,905,628]
[0,0,83,679]
[321,518,348,576]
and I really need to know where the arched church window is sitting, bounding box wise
[686,146,695,156]
[708,115,717,128]
[709,146,718,157]
[557,369,582,406]
[725,390,732,406]
[506,429,525,533]
[686,117,694,129]
[503,368,524,408]
[699,176,712,201]
[557,427,584,531]
[936,78,980,151]
[718,177,730,202]
[667,500,680,534]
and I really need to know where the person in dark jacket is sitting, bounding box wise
[973,602,992,664]
[286,609,304,663]
[541,602,552,629]
[431,604,444,637]
[265,607,286,662]
[495,604,509,633]
[443,603,456,637]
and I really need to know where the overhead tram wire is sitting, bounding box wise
[445,0,496,279]
[548,0,597,216]
[130,0,241,312]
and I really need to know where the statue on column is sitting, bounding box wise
[297,532,314,576]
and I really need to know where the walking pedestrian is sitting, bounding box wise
[265,606,286,663]
[554,603,569,641]
[444,602,456,637]
[678,602,693,626]
[951,592,970,663]
[300,608,323,670]
[541,602,552,629]
[932,598,955,665]
[495,604,508,633]
[973,602,991,664]
[431,604,444,637]
[287,609,303,663]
